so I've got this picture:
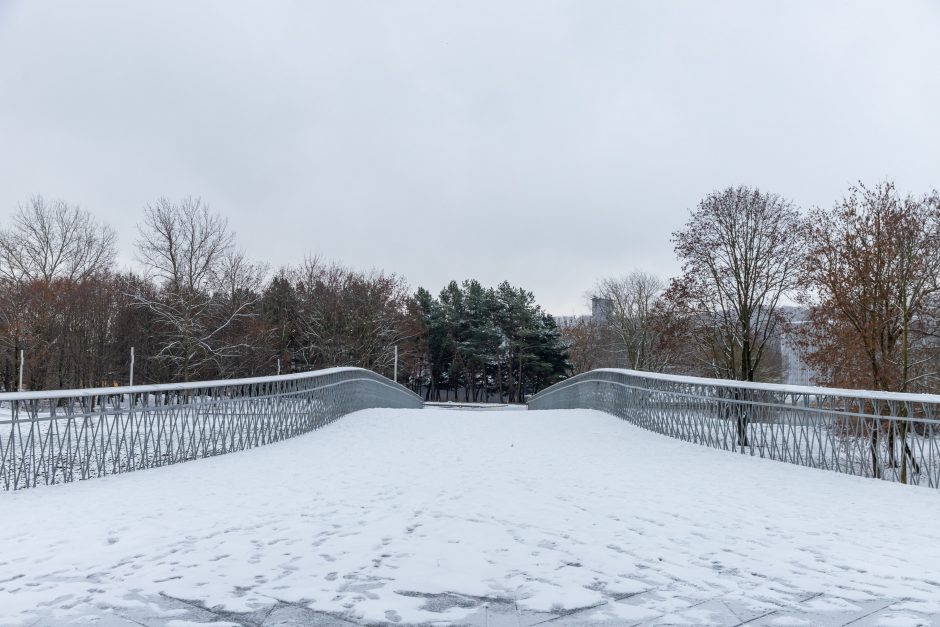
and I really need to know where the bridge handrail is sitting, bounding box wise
[533,368,940,405]
[0,366,368,401]
[528,369,940,487]
[0,367,423,490]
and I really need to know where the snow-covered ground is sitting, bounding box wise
[2,406,940,626]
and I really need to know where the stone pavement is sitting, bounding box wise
[24,588,938,626]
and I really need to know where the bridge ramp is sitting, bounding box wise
[2,407,938,626]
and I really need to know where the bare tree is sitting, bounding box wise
[559,316,604,375]
[594,271,667,371]
[0,195,116,284]
[802,181,940,481]
[292,258,412,372]
[133,197,239,381]
[213,250,269,377]
[671,186,803,382]
[136,197,233,292]
[803,182,940,393]
[670,186,804,444]
[0,196,117,391]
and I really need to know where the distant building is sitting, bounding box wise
[778,306,819,387]
[591,297,613,324]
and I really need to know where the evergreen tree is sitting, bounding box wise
[412,279,571,402]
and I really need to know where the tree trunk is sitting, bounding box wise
[497,360,504,403]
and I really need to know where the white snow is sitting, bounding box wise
[2,406,939,625]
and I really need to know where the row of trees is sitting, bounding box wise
[564,181,940,397]
[8,180,935,403]
[0,195,570,397]
[408,280,569,402]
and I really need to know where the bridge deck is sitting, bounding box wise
[2,406,938,626]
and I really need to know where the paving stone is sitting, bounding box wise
[261,604,361,626]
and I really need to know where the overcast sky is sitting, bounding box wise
[1,1,938,314]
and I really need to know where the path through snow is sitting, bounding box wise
[2,406,939,626]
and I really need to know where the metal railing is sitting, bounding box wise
[528,369,940,487]
[0,367,423,490]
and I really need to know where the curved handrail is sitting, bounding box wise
[1,367,423,490]
[0,366,384,401]
[532,368,940,405]
[528,369,940,487]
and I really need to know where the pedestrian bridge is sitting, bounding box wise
[3,366,939,491]
[2,369,940,626]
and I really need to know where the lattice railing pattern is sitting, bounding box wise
[528,369,940,487]
[0,368,423,490]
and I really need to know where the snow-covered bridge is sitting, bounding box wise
[3,404,940,626]
[2,369,940,626]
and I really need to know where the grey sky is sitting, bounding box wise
[1,1,938,315]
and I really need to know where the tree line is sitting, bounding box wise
[563,180,940,397]
[7,180,938,402]
[0,195,570,397]
[410,280,568,402]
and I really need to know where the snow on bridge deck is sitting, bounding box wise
[2,406,939,626]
